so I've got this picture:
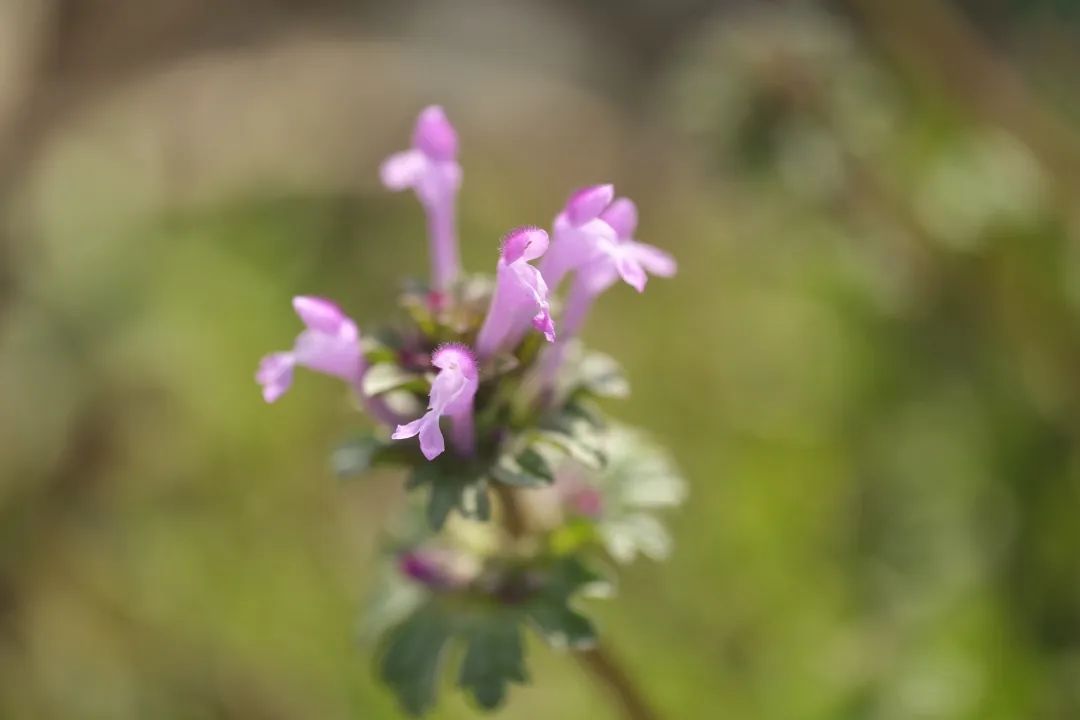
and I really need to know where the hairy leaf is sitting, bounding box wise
[379,603,453,716]
[458,617,528,709]
[362,363,428,397]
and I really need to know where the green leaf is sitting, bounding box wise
[576,351,630,399]
[457,617,528,710]
[589,425,687,564]
[524,557,606,650]
[408,461,492,529]
[526,601,596,650]
[461,480,492,522]
[535,429,606,471]
[562,398,606,430]
[543,556,609,598]
[400,291,437,337]
[600,514,673,563]
[427,479,459,530]
[491,446,557,488]
[362,364,428,397]
[406,461,441,490]
[600,426,687,510]
[362,344,399,366]
[373,557,608,713]
[333,434,418,477]
[379,603,453,716]
[362,564,427,641]
[332,436,382,477]
[516,447,554,483]
[490,463,535,487]
[491,459,547,487]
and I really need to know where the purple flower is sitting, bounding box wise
[392,343,478,460]
[540,184,617,292]
[560,195,676,336]
[256,296,363,403]
[580,197,677,295]
[476,226,557,359]
[380,105,463,292]
[540,195,676,386]
[398,547,479,590]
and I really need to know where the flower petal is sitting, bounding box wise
[294,329,362,381]
[412,105,458,161]
[615,253,648,293]
[379,149,426,191]
[418,416,446,460]
[532,306,556,342]
[501,226,549,264]
[292,296,354,337]
[600,197,638,239]
[565,184,615,226]
[392,417,425,440]
[629,242,677,277]
[256,352,295,403]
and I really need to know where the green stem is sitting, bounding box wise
[576,643,661,720]
[492,484,661,720]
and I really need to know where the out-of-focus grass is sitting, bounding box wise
[4,3,1080,719]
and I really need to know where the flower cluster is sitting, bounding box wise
[256,106,684,716]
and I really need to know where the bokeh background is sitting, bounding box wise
[3,0,1080,717]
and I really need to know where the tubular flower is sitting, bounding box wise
[392,343,479,460]
[254,105,687,717]
[562,196,676,337]
[380,105,463,292]
[475,226,556,359]
[539,184,617,292]
[256,296,364,403]
[541,197,676,385]
[579,197,678,296]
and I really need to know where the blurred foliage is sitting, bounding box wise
[3,1,1080,718]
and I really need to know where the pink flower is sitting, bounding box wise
[540,184,618,292]
[256,296,363,403]
[476,226,556,359]
[579,197,677,295]
[392,343,479,460]
[540,195,676,386]
[380,106,463,291]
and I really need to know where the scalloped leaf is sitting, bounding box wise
[378,603,453,716]
[526,601,596,650]
[591,426,688,564]
[407,461,492,530]
[458,617,528,710]
[373,556,607,714]
[491,447,555,487]
[575,351,630,399]
[362,363,428,397]
[534,426,606,471]
[333,434,419,477]
[523,557,606,649]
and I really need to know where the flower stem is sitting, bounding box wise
[492,482,528,539]
[492,483,662,720]
[539,275,595,388]
[426,197,460,292]
[576,644,661,720]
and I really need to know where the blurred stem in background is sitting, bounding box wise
[838,0,1080,202]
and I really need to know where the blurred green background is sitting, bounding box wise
[4,0,1080,717]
